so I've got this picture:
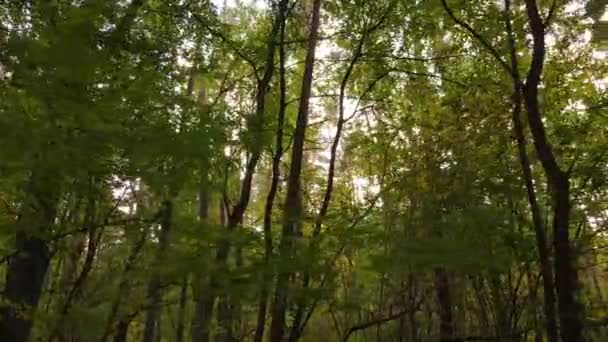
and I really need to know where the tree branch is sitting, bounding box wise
[342,301,422,342]
[440,0,512,75]
[545,0,560,26]
[189,12,260,79]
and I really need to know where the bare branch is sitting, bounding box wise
[342,306,418,342]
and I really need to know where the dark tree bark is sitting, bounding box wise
[435,268,454,341]
[113,319,130,342]
[503,1,558,341]
[0,233,51,342]
[521,1,584,341]
[269,0,322,341]
[0,174,56,342]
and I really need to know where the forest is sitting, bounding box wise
[0,0,607,341]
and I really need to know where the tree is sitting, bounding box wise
[1,1,606,341]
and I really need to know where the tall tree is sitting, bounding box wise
[269,0,323,340]
[0,1,605,341]
[503,0,558,340]
[521,1,583,340]
[190,2,288,340]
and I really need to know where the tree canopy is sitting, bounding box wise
[0,0,607,341]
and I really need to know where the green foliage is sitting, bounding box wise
[0,0,607,341]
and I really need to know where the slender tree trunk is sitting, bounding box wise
[489,273,509,340]
[231,247,244,340]
[269,0,322,341]
[215,209,242,342]
[51,184,103,342]
[254,284,271,342]
[434,268,453,341]
[190,56,213,342]
[191,159,212,342]
[215,296,234,342]
[408,275,418,342]
[0,174,57,342]
[288,5,396,336]
[142,200,174,342]
[113,319,130,342]
[192,293,213,342]
[100,206,152,342]
[56,230,85,342]
[59,224,85,295]
[176,277,188,342]
[156,317,162,342]
[191,6,284,340]
[189,160,214,342]
[521,1,583,341]
[502,2,559,340]
[254,4,289,340]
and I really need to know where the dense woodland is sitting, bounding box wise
[1,0,608,341]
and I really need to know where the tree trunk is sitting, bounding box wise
[191,294,213,342]
[254,4,289,340]
[435,268,453,341]
[55,229,85,342]
[0,233,51,342]
[502,1,558,340]
[216,210,242,342]
[142,200,174,342]
[100,208,151,342]
[113,319,130,342]
[190,66,213,341]
[269,0,322,341]
[191,5,285,340]
[51,184,102,342]
[215,297,234,342]
[176,277,188,342]
[287,4,396,336]
[59,225,85,296]
[521,1,583,341]
[156,317,162,342]
[488,273,509,340]
[0,174,56,342]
